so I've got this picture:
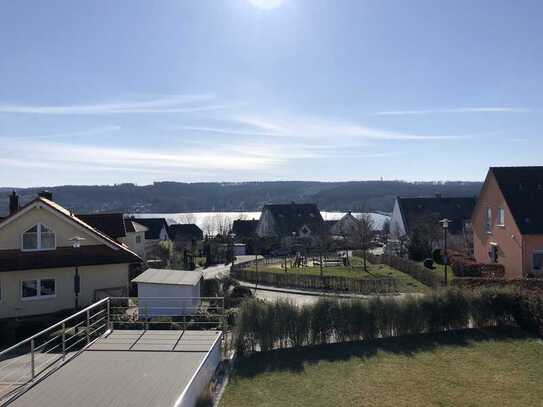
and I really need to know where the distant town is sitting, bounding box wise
[1,166,543,406]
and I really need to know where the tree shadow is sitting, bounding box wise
[232,327,535,379]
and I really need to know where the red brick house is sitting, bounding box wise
[473,166,543,279]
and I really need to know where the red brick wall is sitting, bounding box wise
[472,172,524,279]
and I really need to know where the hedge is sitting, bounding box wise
[233,288,543,355]
[367,254,443,288]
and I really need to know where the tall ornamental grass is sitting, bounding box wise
[233,288,542,355]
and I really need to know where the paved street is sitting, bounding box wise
[200,255,263,280]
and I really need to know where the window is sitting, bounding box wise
[136,235,142,244]
[497,208,505,226]
[22,224,56,251]
[484,208,492,232]
[533,252,543,272]
[21,279,56,299]
[489,245,499,263]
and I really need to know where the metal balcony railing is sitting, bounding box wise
[0,296,224,404]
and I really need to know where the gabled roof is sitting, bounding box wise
[124,219,148,234]
[397,196,476,234]
[263,203,324,236]
[77,213,126,239]
[132,268,202,286]
[490,166,543,234]
[132,217,169,240]
[232,219,259,237]
[0,197,142,266]
[169,223,204,241]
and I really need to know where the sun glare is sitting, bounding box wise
[248,0,284,10]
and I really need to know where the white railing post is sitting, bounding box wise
[106,298,111,331]
[30,339,35,380]
[86,310,90,344]
[62,322,66,359]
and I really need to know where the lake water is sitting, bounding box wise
[132,211,390,234]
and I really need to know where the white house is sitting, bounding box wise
[132,268,202,318]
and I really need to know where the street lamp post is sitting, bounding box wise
[69,236,85,310]
[439,219,450,285]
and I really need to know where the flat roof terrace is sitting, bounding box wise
[5,330,222,407]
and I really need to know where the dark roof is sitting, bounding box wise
[263,203,324,236]
[491,166,543,234]
[397,196,476,234]
[132,217,169,240]
[77,213,126,239]
[232,219,259,237]
[0,245,140,272]
[168,224,204,241]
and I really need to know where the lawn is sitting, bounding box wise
[220,328,543,407]
[246,256,428,293]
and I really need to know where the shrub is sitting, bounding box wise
[233,288,540,356]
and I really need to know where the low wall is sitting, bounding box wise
[452,277,543,292]
[367,254,444,288]
[176,332,222,407]
[231,269,398,294]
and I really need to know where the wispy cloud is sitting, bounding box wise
[373,107,532,116]
[4,125,121,141]
[230,115,465,140]
[0,94,236,115]
[173,126,278,137]
[3,139,284,175]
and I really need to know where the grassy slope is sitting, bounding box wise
[220,328,543,407]
[246,257,428,293]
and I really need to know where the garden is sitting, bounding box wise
[217,288,543,406]
[237,255,428,293]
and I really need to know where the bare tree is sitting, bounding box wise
[350,214,375,273]
[178,213,196,224]
[201,215,215,238]
[213,214,233,238]
[381,218,391,246]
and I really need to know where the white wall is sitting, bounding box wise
[176,333,222,407]
[390,199,406,238]
[137,282,201,317]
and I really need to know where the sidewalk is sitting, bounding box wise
[237,281,414,299]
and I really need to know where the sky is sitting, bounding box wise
[1,0,542,187]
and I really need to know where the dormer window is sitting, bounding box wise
[22,224,56,251]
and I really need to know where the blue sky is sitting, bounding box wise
[1,0,542,187]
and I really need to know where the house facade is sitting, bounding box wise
[77,213,148,259]
[0,193,142,319]
[473,167,543,279]
[256,203,324,247]
[390,195,476,253]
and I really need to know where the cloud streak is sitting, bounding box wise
[230,115,465,140]
[0,94,236,115]
[373,107,532,116]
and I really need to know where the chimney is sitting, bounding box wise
[9,191,19,215]
[38,190,53,201]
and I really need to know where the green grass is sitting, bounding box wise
[220,328,543,407]
[247,257,428,293]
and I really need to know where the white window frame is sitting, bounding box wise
[533,251,543,273]
[484,208,492,233]
[496,208,505,227]
[21,223,56,252]
[21,278,56,301]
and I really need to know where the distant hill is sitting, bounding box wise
[0,181,483,216]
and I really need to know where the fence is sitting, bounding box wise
[367,253,444,288]
[231,268,398,294]
[0,298,110,403]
